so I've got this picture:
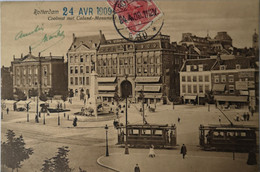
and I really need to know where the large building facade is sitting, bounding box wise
[67,31,106,99]
[211,56,258,109]
[1,66,13,99]
[11,49,67,98]
[68,32,179,103]
[180,59,215,104]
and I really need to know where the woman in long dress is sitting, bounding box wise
[149,145,155,158]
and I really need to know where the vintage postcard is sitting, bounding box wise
[1,0,259,172]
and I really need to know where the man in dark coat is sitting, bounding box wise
[181,144,187,159]
[134,164,140,172]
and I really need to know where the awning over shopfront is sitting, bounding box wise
[136,86,161,92]
[135,77,160,83]
[143,93,162,98]
[98,86,116,91]
[184,95,197,100]
[214,95,248,102]
[212,84,225,91]
[99,93,114,97]
[240,91,249,96]
[97,77,116,83]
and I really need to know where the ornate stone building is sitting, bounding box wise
[67,31,106,99]
[96,34,175,103]
[68,31,180,103]
[11,48,67,98]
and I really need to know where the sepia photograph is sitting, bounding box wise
[0,0,259,171]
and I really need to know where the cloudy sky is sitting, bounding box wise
[1,0,259,66]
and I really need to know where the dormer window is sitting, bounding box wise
[236,64,241,69]
[220,65,226,70]
[198,64,203,71]
[186,65,191,72]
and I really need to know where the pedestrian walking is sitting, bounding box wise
[134,164,140,172]
[243,112,246,121]
[73,116,78,127]
[247,112,250,121]
[148,145,155,158]
[180,144,187,159]
[218,115,221,123]
[178,117,180,123]
[251,109,254,117]
[6,108,9,114]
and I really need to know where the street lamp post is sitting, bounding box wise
[105,124,109,156]
[26,103,29,122]
[124,75,129,154]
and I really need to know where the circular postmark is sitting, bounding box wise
[110,0,164,43]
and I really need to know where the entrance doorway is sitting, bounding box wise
[121,80,132,98]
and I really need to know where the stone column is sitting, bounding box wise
[89,72,98,117]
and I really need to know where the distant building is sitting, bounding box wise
[252,30,258,50]
[180,58,216,104]
[1,66,13,99]
[11,48,67,98]
[211,56,257,109]
[179,31,233,59]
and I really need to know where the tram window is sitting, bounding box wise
[141,130,151,135]
[213,132,224,137]
[236,132,241,136]
[241,132,246,137]
[132,129,139,135]
[154,130,163,136]
[227,132,234,137]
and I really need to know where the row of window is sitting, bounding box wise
[186,64,204,72]
[214,75,234,83]
[69,55,93,63]
[182,84,235,94]
[16,77,49,86]
[182,84,210,94]
[15,66,48,76]
[70,66,91,74]
[219,64,241,70]
[182,75,209,82]
[97,65,161,76]
[70,77,90,86]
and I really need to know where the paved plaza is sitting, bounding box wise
[1,100,259,172]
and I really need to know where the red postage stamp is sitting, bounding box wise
[108,0,164,42]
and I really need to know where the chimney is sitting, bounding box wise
[99,30,102,36]
[13,55,15,60]
[29,46,32,54]
[38,52,41,57]
[50,52,52,57]
[21,53,23,58]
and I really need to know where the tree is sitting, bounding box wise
[113,85,120,105]
[61,91,68,109]
[41,146,72,172]
[1,130,33,172]
[15,89,27,101]
[39,93,48,102]
[41,158,53,172]
[29,88,38,98]
[69,89,74,98]
[205,90,214,104]
[47,88,55,99]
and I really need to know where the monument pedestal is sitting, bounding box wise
[89,72,98,117]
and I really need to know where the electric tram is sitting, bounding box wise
[117,124,177,148]
[199,108,258,152]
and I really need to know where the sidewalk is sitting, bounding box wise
[97,149,258,172]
